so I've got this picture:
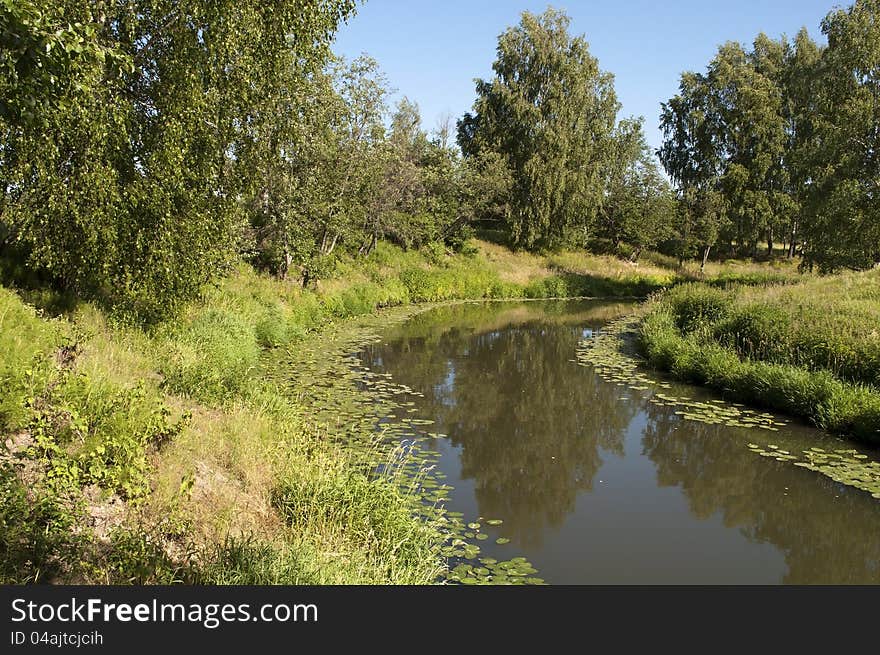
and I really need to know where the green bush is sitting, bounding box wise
[663,283,733,333]
[25,371,186,500]
[0,463,84,583]
[713,303,792,361]
[0,288,65,430]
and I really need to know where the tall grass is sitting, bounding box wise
[1,238,817,583]
[639,270,880,444]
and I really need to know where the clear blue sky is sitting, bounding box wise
[332,0,839,155]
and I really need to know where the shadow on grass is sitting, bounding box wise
[526,272,668,299]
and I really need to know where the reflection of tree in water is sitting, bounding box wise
[641,402,880,583]
[361,302,635,548]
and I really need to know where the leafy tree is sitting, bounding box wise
[661,1,880,272]
[659,71,727,266]
[458,8,619,249]
[597,118,674,258]
[802,0,880,271]
[672,188,728,270]
[660,39,787,259]
[1,1,356,318]
[779,28,823,258]
[712,38,788,256]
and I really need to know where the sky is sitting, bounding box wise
[332,0,840,154]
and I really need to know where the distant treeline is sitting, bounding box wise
[1,1,877,320]
[659,0,880,272]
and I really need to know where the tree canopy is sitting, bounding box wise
[3,1,880,322]
[659,0,880,271]
[458,9,669,251]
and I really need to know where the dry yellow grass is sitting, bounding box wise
[474,240,553,284]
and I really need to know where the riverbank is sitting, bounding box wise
[0,239,805,583]
[636,271,880,444]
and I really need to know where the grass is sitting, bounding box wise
[0,237,814,583]
[638,269,880,444]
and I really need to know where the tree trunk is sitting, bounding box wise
[281,249,292,280]
[701,245,711,274]
[326,233,339,255]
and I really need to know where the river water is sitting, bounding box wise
[357,299,880,584]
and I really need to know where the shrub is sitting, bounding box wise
[663,283,733,333]
[638,299,880,444]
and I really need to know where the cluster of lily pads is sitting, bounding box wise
[577,314,880,501]
[746,445,880,499]
[266,305,543,584]
[449,557,541,585]
[576,317,785,431]
[653,395,785,430]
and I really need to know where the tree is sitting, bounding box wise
[713,40,787,256]
[660,39,788,259]
[661,2,880,272]
[597,118,674,258]
[802,0,880,271]
[457,8,619,249]
[1,1,356,319]
[659,70,726,266]
[779,28,823,258]
[672,188,727,271]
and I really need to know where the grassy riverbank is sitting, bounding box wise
[0,239,804,583]
[637,270,880,444]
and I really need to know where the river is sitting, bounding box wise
[357,299,880,584]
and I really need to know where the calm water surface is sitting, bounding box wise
[358,300,880,584]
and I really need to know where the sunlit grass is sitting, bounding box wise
[639,269,880,443]
[1,237,813,583]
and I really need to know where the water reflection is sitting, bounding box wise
[360,301,880,583]
[642,401,880,584]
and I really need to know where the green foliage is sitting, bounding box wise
[100,522,197,585]
[1,1,357,320]
[597,118,676,256]
[244,56,475,285]
[197,537,317,585]
[713,303,793,360]
[272,469,440,582]
[0,287,65,429]
[660,0,880,271]
[458,8,620,249]
[27,370,186,500]
[801,0,880,271]
[160,309,262,403]
[0,0,129,124]
[660,283,733,333]
[0,463,85,583]
[640,270,880,443]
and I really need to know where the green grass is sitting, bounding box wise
[0,238,813,584]
[638,270,880,444]
[0,287,66,429]
[0,462,84,584]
